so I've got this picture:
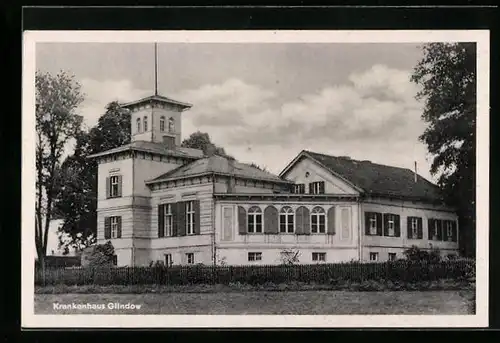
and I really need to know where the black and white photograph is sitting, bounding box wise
[22,30,489,328]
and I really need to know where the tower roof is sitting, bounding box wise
[120,94,193,112]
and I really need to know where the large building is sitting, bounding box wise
[89,92,459,267]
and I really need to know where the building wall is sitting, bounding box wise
[282,157,360,194]
[360,197,459,261]
[97,158,134,204]
[150,246,213,266]
[131,107,154,142]
[150,107,182,146]
[133,156,181,197]
[214,179,280,194]
[214,200,360,265]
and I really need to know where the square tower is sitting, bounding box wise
[121,95,192,149]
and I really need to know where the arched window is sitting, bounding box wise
[143,116,148,131]
[168,117,175,132]
[160,116,166,132]
[136,118,141,133]
[311,207,326,233]
[247,206,262,233]
[279,206,294,233]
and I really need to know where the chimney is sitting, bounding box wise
[414,161,417,183]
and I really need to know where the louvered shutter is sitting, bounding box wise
[394,214,401,237]
[117,216,122,238]
[264,206,278,234]
[238,206,247,235]
[172,202,178,236]
[451,221,458,242]
[376,213,383,236]
[319,181,325,194]
[365,212,371,235]
[327,206,335,235]
[158,204,164,238]
[117,175,123,197]
[106,177,110,199]
[417,218,423,239]
[309,183,313,194]
[295,206,305,234]
[436,220,443,241]
[178,201,186,236]
[428,219,434,240]
[407,217,412,239]
[104,217,111,239]
[303,207,311,235]
[383,214,389,236]
[194,200,201,235]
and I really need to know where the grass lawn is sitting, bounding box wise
[35,290,474,315]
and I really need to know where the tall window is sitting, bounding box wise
[111,216,119,239]
[433,220,439,239]
[164,204,173,237]
[110,175,120,198]
[292,184,305,194]
[136,118,141,133]
[310,181,325,194]
[168,117,175,132]
[186,201,195,235]
[311,207,326,233]
[411,217,418,238]
[164,254,173,267]
[369,252,379,261]
[369,213,377,235]
[387,214,395,236]
[160,116,166,132]
[247,206,263,233]
[186,253,195,265]
[143,116,148,131]
[279,206,294,233]
[446,221,453,241]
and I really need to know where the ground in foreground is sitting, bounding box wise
[35,290,474,315]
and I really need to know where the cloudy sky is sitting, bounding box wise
[37,42,435,254]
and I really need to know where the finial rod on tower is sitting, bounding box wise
[154,42,158,96]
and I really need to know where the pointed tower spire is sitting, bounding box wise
[154,42,158,96]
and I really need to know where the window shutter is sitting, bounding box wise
[327,206,335,235]
[172,203,178,236]
[106,177,110,199]
[320,181,325,194]
[428,219,433,239]
[178,202,186,236]
[264,206,278,234]
[303,207,311,235]
[308,183,313,194]
[436,220,443,241]
[158,204,164,238]
[394,215,401,237]
[295,206,305,235]
[407,217,412,239]
[376,213,383,236]
[117,175,123,197]
[104,217,111,239]
[365,212,371,235]
[117,216,122,238]
[451,220,458,242]
[383,214,389,236]
[238,206,247,235]
[194,200,201,235]
[417,218,423,239]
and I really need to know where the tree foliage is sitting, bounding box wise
[54,101,130,251]
[83,241,116,267]
[35,71,85,267]
[411,43,476,257]
[181,131,234,159]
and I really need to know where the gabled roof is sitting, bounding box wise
[120,94,192,110]
[147,154,292,184]
[87,140,204,159]
[281,150,444,202]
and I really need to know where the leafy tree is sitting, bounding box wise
[411,43,476,257]
[54,101,131,252]
[280,249,301,265]
[181,131,234,159]
[84,241,116,267]
[35,71,84,269]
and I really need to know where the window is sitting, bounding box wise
[110,175,120,198]
[388,253,396,261]
[445,221,453,241]
[165,254,173,267]
[168,117,175,132]
[411,217,418,238]
[186,201,195,235]
[136,118,141,133]
[279,206,294,233]
[248,252,262,261]
[369,252,379,261]
[160,116,165,132]
[111,216,120,239]
[247,206,263,233]
[186,253,195,265]
[433,220,439,239]
[369,213,377,235]
[311,207,326,233]
[143,116,148,131]
[312,252,326,262]
[112,255,118,266]
[310,181,325,194]
[292,184,305,194]
[387,214,395,236]
[164,204,173,237]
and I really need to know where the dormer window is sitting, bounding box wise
[160,116,165,132]
[168,117,175,132]
[143,116,148,131]
[136,118,141,133]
